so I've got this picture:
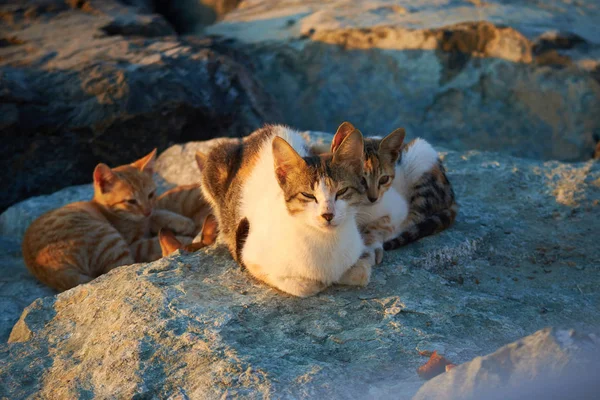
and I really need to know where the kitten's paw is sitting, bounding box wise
[175,218,197,236]
[374,246,384,265]
[338,257,372,287]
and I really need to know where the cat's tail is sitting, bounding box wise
[383,205,458,250]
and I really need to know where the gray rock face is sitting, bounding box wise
[414,328,600,400]
[0,0,279,212]
[1,134,599,398]
[207,0,600,161]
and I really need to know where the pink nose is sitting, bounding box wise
[321,213,334,222]
[143,209,152,217]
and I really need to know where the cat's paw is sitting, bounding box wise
[374,245,384,265]
[276,277,327,298]
[338,257,372,287]
[174,218,197,236]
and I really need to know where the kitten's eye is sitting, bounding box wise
[361,177,368,188]
[301,192,316,201]
[336,187,348,199]
[127,199,138,205]
[379,176,391,185]
[148,191,155,199]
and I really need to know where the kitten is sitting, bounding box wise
[158,214,218,257]
[197,124,373,297]
[330,123,457,254]
[22,150,199,291]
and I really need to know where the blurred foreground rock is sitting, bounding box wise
[414,328,600,400]
[0,0,279,211]
[1,133,599,398]
[208,0,600,161]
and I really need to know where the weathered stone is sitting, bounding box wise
[0,0,279,212]
[1,133,599,398]
[206,0,600,161]
[414,328,600,400]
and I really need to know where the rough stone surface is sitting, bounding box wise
[0,0,280,212]
[1,133,599,398]
[414,328,600,400]
[207,0,600,161]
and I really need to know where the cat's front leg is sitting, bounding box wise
[362,215,393,265]
[151,209,197,236]
[131,236,193,262]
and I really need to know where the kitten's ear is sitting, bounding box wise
[272,137,307,185]
[93,163,116,193]
[195,151,207,172]
[332,129,364,175]
[158,228,182,257]
[131,149,157,175]
[379,128,405,164]
[331,121,357,152]
[200,214,218,246]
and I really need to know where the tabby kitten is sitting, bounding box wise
[22,150,199,291]
[158,214,218,257]
[197,124,373,297]
[330,123,457,253]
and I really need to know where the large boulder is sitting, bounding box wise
[206,0,600,161]
[0,0,280,212]
[1,133,599,398]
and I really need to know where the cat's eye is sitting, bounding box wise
[336,187,348,199]
[361,177,368,188]
[127,199,138,205]
[301,192,316,201]
[148,191,155,199]
[379,176,391,185]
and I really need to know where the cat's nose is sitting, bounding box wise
[321,213,334,222]
[368,196,378,203]
[143,209,152,217]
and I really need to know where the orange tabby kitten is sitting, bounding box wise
[158,215,218,257]
[22,150,198,291]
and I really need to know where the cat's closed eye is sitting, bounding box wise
[379,176,391,185]
[336,187,348,199]
[148,191,155,199]
[127,199,138,205]
[301,192,316,201]
[361,177,368,188]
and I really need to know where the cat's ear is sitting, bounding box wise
[379,128,405,164]
[195,151,207,172]
[93,163,116,193]
[158,228,182,257]
[331,121,357,152]
[332,129,364,175]
[272,137,307,185]
[200,214,218,246]
[131,149,157,175]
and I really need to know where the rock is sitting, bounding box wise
[206,0,600,161]
[1,133,600,398]
[0,0,280,212]
[414,328,600,400]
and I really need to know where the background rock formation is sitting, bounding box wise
[207,0,600,161]
[0,0,279,212]
[1,134,599,398]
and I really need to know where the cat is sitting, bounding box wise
[158,214,218,257]
[196,124,374,297]
[22,150,200,291]
[329,122,457,255]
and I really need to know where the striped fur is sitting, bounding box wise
[22,150,206,292]
[384,157,457,250]
[158,214,218,257]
